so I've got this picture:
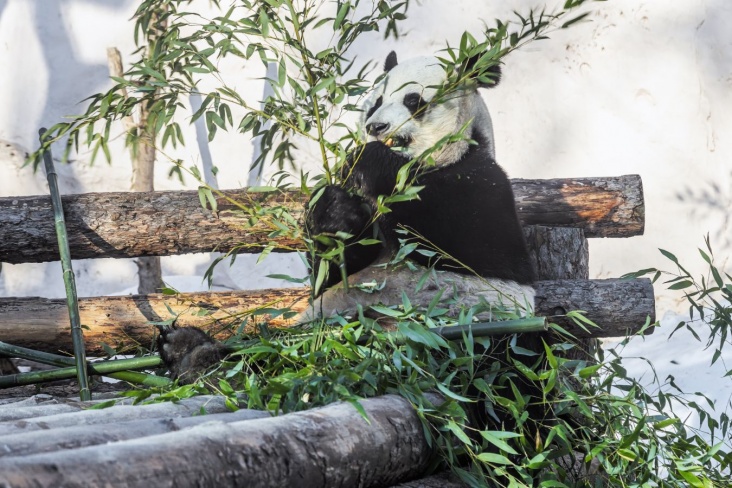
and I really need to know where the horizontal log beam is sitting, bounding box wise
[0,279,654,356]
[0,409,269,457]
[0,175,643,264]
[0,395,432,488]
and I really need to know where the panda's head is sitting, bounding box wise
[360,51,501,166]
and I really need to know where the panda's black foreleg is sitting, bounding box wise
[305,185,383,292]
[345,141,412,199]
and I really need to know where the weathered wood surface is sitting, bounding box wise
[0,395,230,436]
[0,408,269,458]
[0,175,643,264]
[525,226,589,281]
[525,225,597,358]
[0,278,654,355]
[0,288,310,355]
[0,395,432,488]
[389,473,467,488]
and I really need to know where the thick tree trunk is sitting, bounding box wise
[0,279,654,355]
[0,395,432,488]
[0,175,644,264]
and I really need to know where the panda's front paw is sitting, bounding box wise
[157,326,228,384]
[306,185,372,238]
[346,141,411,197]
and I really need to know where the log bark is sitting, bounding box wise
[0,408,269,458]
[0,279,654,355]
[525,226,597,358]
[389,473,467,488]
[524,226,589,281]
[0,175,643,264]
[0,395,432,488]
[0,395,231,436]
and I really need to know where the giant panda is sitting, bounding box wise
[158,51,537,383]
[302,51,535,322]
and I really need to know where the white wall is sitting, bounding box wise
[1,0,730,315]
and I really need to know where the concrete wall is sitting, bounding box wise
[1,0,730,315]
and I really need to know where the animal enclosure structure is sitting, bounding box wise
[0,175,654,486]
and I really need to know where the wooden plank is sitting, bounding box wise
[0,279,654,356]
[0,175,644,264]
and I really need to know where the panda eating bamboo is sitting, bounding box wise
[159,51,536,382]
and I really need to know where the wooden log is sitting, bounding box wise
[389,473,467,488]
[0,279,654,356]
[0,409,269,458]
[0,395,432,488]
[534,279,655,338]
[0,288,311,356]
[0,395,231,436]
[525,225,597,357]
[0,175,643,264]
[524,226,589,281]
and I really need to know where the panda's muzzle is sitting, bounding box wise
[366,122,411,148]
[366,122,390,137]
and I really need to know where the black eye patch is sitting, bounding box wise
[366,96,382,119]
[403,93,428,119]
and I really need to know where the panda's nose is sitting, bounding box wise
[366,122,390,137]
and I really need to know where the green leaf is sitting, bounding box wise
[578,363,602,378]
[668,280,693,290]
[480,430,520,455]
[476,452,514,465]
[446,420,473,446]
[659,248,679,264]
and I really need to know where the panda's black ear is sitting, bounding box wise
[465,54,501,89]
[384,51,398,72]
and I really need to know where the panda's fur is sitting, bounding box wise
[302,51,535,322]
[158,51,537,382]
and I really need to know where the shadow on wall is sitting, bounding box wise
[30,0,133,175]
[676,172,732,253]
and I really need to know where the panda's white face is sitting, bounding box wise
[360,54,496,166]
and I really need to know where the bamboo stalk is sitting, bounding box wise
[0,356,164,388]
[349,317,547,346]
[0,341,74,368]
[0,341,170,387]
[432,317,548,340]
[39,128,91,401]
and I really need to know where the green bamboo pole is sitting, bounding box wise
[354,317,548,346]
[39,128,90,400]
[0,341,170,387]
[432,317,548,340]
[0,356,165,388]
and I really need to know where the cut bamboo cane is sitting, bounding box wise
[0,341,170,387]
[39,128,90,401]
[0,356,163,388]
